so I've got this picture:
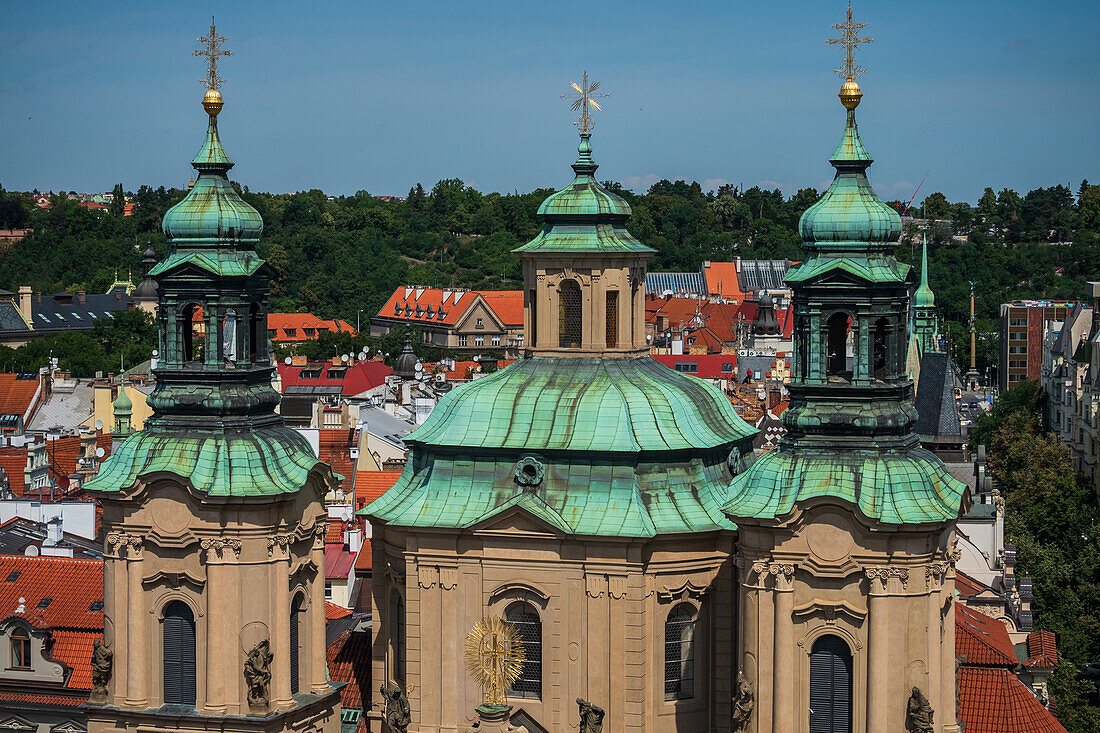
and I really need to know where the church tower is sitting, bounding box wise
[365,77,757,733]
[912,235,939,354]
[723,10,967,733]
[85,24,340,733]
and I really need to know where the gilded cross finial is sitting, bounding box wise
[827,2,872,82]
[562,71,609,135]
[194,17,232,91]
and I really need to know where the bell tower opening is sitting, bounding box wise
[558,280,582,349]
[826,312,850,380]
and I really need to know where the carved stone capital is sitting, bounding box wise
[200,537,242,561]
[267,534,294,560]
[769,563,795,591]
[106,531,143,559]
[865,565,910,593]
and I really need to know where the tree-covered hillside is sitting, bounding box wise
[2,177,1099,376]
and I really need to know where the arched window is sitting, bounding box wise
[826,312,850,379]
[290,594,303,694]
[873,317,889,379]
[809,635,852,733]
[390,593,405,682]
[558,280,582,348]
[163,601,197,706]
[10,628,30,668]
[664,604,695,700]
[506,602,542,699]
[181,304,202,364]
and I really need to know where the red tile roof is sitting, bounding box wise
[277,360,392,398]
[318,428,358,494]
[354,470,402,511]
[955,604,1067,733]
[52,629,99,689]
[325,519,346,545]
[0,372,43,424]
[354,539,372,572]
[324,543,356,580]
[325,600,353,620]
[44,434,112,489]
[955,603,1018,666]
[0,447,28,495]
[327,628,371,711]
[651,354,738,379]
[377,288,523,328]
[955,570,987,597]
[267,313,356,343]
[1024,630,1058,669]
[703,261,744,301]
[0,690,85,706]
[0,556,104,632]
[958,668,1067,733]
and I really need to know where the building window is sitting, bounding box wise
[491,335,501,346]
[304,328,315,338]
[290,594,302,694]
[559,280,582,349]
[324,582,333,600]
[163,601,197,706]
[390,593,406,682]
[476,318,484,328]
[459,335,468,347]
[286,328,297,338]
[664,603,696,700]
[722,363,734,372]
[10,629,30,668]
[674,362,698,373]
[606,291,618,348]
[506,602,542,699]
[809,635,852,733]
[475,335,485,347]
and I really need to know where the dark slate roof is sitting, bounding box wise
[915,352,963,439]
[1051,304,1085,357]
[736,259,790,291]
[0,290,133,335]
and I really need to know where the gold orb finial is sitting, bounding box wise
[839,79,862,110]
[203,88,224,116]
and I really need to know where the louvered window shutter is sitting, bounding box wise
[163,601,197,706]
[290,596,301,694]
[808,635,852,733]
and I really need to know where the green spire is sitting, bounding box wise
[111,385,132,436]
[913,234,935,308]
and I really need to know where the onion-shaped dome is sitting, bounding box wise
[161,90,263,246]
[798,101,901,252]
[132,246,158,301]
[753,292,780,335]
[515,134,652,255]
[394,335,418,379]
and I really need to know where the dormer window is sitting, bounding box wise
[285,328,297,338]
[394,303,401,315]
[304,328,316,338]
[10,629,30,668]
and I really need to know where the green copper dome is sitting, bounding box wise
[407,356,755,453]
[366,357,757,536]
[798,108,902,251]
[161,111,263,245]
[515,134,652,255]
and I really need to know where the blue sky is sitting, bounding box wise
[1,1,1097,203]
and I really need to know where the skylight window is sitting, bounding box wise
[55,313,65,321]
[5,571,19,582]
[37,314,50,323]
[89,600,104,612]
[36,598,51,609]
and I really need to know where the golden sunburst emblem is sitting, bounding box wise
[464,616,526,706]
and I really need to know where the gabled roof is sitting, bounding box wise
[375,288,523,328]
[1024,630,1058,669]
[325,601,353,620]
[353,470,402,510]
[956,603,1018,666]
[914,352,963,439]
[0,373,43,424]
[0,556,103,632]
[735,259,790,291]
[324,543,356,580]
[268,313,356,343]
[277,360,392,397]
[702,261,744,301]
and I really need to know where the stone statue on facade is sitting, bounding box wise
[244,639,273,707]
[89,638,113,702]
[731,670,755,731]
[382,682,411,733]
[577,698,605,733]
[906,686,934,732]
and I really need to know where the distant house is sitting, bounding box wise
[0,373,45,434]
[0,285,136,348]
[0,555,104,731]
[267,312,356,345]
[645,258,792,301]
[371,287,524,354]
[275,358,392,428]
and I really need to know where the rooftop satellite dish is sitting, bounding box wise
[152,349,159,357]
[284,356,293,366]
[474,355,480,362]
[341,354,349,363]
[94,420,103,431]
[95,447,105,458]
[358,351,367,361]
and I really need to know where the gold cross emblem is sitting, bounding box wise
[194,17,232,91]
[562,71,609,134]
[827,2,873,81]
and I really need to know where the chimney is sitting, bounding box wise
[18,286,31,322]
[45,516,63,547]
[77,291,86,304]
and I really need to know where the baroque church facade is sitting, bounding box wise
[84,81,341,732]
[364,72,966,733]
